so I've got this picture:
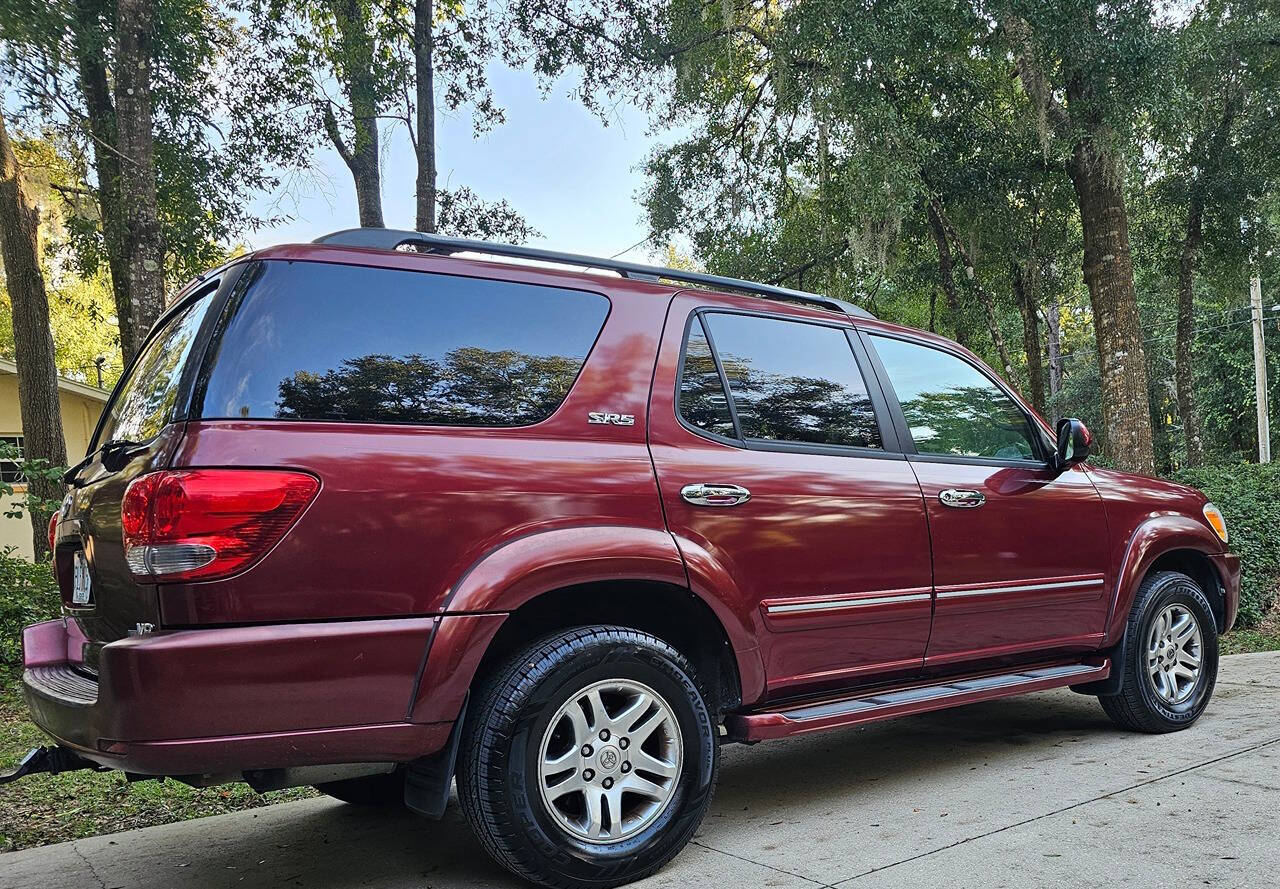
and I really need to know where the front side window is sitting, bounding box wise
[701,313,882,449]
[96,291,216,446]
[870,335,1040,461]
[196,262,609,426]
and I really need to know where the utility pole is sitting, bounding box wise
[1252,274,1271,463]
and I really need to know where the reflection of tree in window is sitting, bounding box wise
[717,353,882,448]
[898,385,1035,459]
[698,312,882,449]
[275,347,582,426]
[870,335,1039,460]
[109,338,192,439]
[678,318,735,438]
[99,294,212,444]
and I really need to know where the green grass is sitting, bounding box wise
[0,671,316,852]
[1221,607,1280,655]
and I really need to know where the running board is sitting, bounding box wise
[727,661,1110,742]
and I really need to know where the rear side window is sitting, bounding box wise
[197,262,609,426]
[869,335,1041,460]
[96,291,215,446]
[677,316,736,438]
[699,312,883,449]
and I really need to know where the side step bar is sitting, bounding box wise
[727,661,1110,742]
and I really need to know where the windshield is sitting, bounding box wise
[94,291,216,449]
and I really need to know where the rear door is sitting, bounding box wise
[649,295,934,701]
[55,278,228,669]
[861,331,1111,667]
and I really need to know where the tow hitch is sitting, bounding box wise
[0,746,110,785]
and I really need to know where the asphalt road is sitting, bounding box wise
[3,652,1277,889]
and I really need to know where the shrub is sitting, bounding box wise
[0,549,59,666]
[1172,462,1280,628]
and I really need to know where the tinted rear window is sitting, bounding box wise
[196,261,609,426]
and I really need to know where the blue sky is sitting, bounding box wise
[245,65,661,262]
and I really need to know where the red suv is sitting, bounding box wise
[13,230,1239,888]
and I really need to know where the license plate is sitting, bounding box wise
[72,551,92,605]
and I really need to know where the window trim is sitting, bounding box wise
[860,328,1053,468]
[673,306,902,458]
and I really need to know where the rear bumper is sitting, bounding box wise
[21,617,452,776]
[1211,552,1241,633]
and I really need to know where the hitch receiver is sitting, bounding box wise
[0,746,110,785]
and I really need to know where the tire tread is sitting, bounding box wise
[1100,570,1218,733]
[457,625,713,889]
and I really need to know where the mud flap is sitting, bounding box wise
[1071,636,1127,697]
[404,695,467,819]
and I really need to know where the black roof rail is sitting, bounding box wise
[312,228,876,320]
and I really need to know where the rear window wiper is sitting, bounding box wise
[63,438,148,487]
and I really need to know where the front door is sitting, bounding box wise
[648,296,934,700]
[863,331,1111,667]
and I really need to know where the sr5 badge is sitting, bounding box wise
[588,412,635,426]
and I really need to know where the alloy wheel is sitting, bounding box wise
[1145,603,1203,705]
[537,678,683,844]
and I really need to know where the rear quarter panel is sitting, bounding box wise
[158,276,673,626]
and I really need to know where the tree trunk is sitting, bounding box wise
[0,112,69,559]
[1173,99,1234,469]
[1176,194,1205,467]
[1066,140,1156,475]
[72,0,138,361]
[327,0,385,228]
[926,202,968,348]
[414,0,437,232]
[931,199,1016,380]
[1013,262,1046,413]
[1044,292,1063,402]
[115,0,166,343]
[1003,13,1154,471]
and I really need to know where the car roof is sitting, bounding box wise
[247,241,943,346]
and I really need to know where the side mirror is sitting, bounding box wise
[1054,418,1093,471]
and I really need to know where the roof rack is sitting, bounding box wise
[312,228,876,320]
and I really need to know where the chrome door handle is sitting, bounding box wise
[681,483,752,507]
[939,488,985,508]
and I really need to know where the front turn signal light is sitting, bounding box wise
[1202,502,1228,544]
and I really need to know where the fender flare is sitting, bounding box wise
[410,525,766,723]
[1105,514,1224,644]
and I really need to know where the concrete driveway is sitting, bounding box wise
[3,652,1278,889]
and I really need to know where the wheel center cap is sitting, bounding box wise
[596,745,621,772]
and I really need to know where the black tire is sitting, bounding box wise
[314,768,405,806]
[1099,570,1219,733]
[458,626,719,889]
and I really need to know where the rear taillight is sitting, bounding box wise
[121,469,319,582]
[47,511,58,552]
